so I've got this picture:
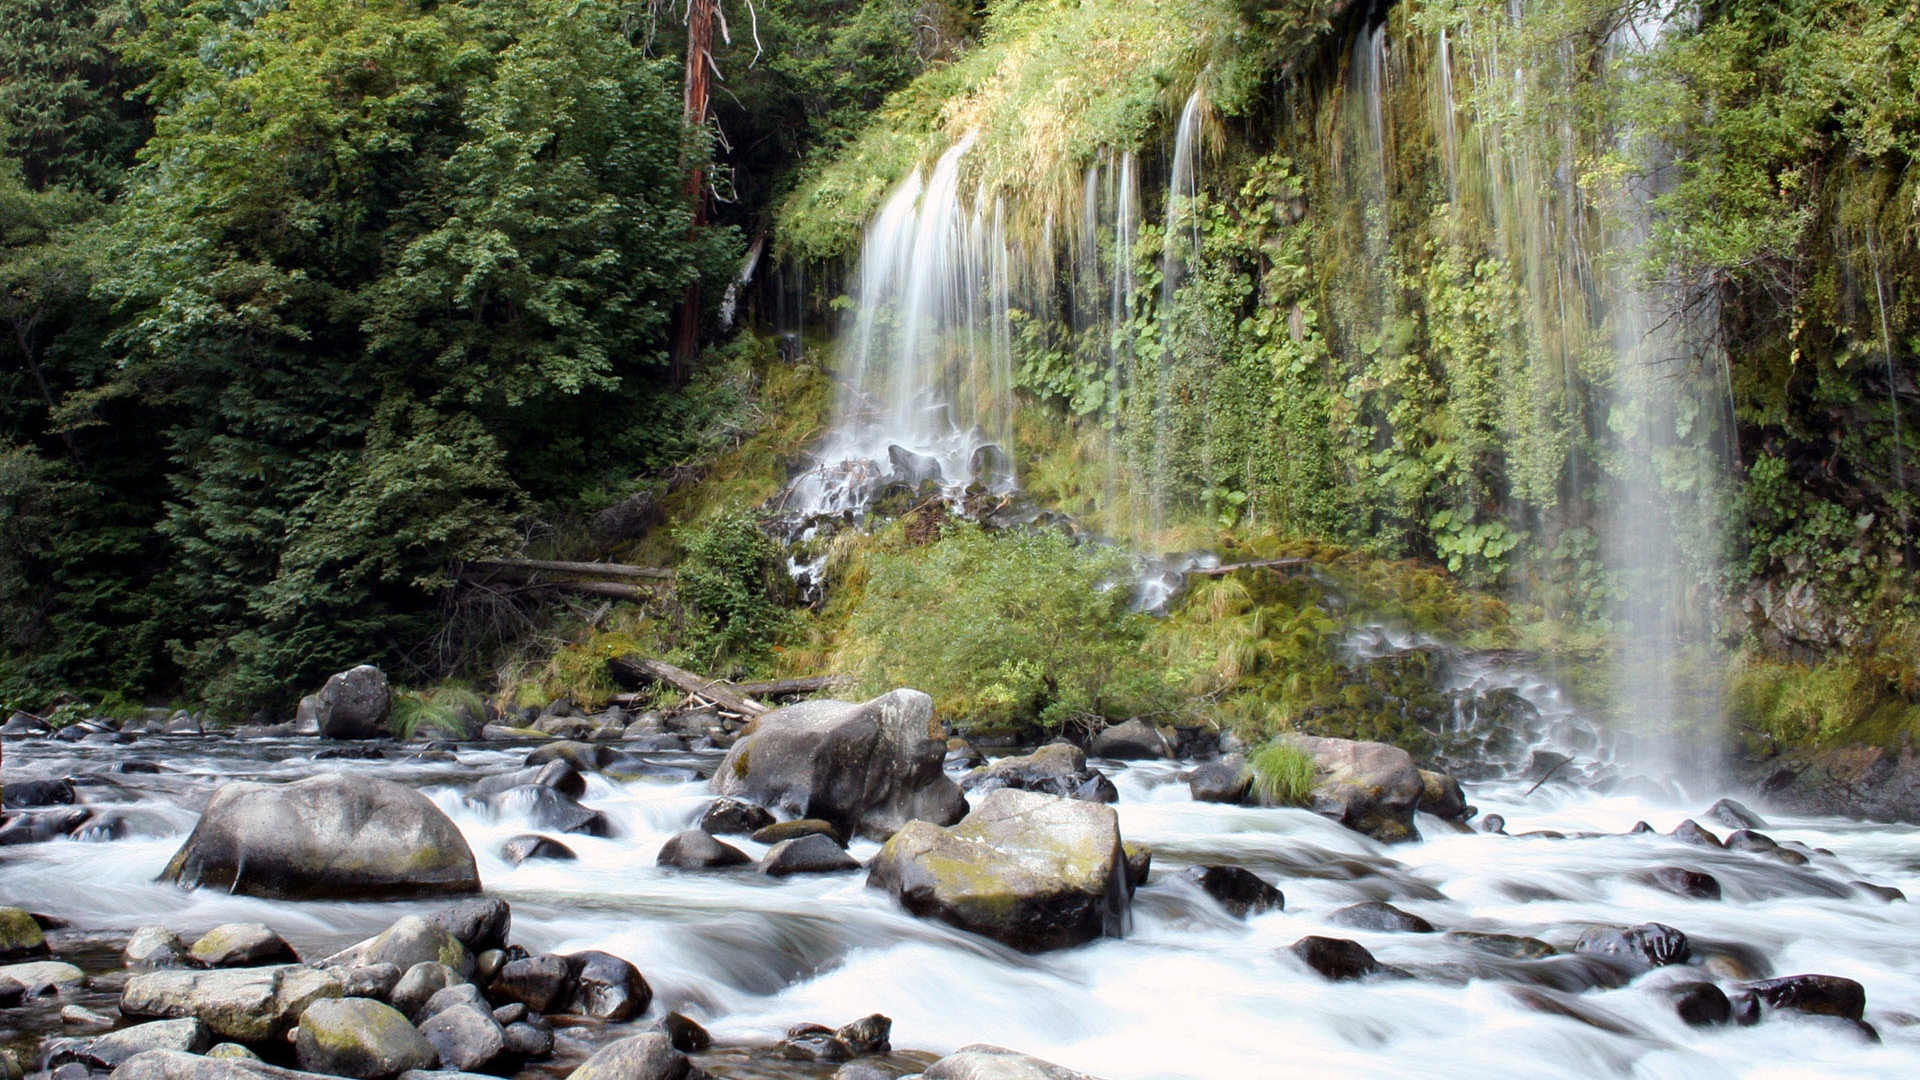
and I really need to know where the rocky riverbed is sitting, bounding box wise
[1,697,1917,1080]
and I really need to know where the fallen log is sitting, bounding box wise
[473,558,673,580]
[732,675,853,698]
[1187,557,1310,577]
[608,656,768,717]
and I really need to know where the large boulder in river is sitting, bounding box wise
[868,788,1129,952]
[161,775,479,900]
[1285,735,1426,843]
[315,665,392,740]
[711,689,966,842]
[293,998,436,1080]
[1089,719,1171,760]
[121,965,344,1042]
[921,1045,1102,1080]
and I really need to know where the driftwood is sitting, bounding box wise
[1187,557,1310,577]
[472,558,673,580]
[608,656,769,717]
[732,675,852,698]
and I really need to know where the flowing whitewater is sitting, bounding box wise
[2,709,1915,1079]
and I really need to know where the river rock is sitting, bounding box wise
[501,835,576,865]
[565,1032,703,1080]
[565,951,649,1021]
[1089,720,1171,760]
[417,1004,508,1074]
[0,959,83,994]
[1669,819,1723,848]
[2,778,74,808]
[62,1003,115,1026]
[472,763,586,800]
[711,689,966,842]
[963,744,1117,803]
[0,907,47,961]
[1445,931,1556,960]
[1705,798,1767,830]
[121,965,343,1042]
[1286,936,1388,981]
[1417,770,1470,820]
[775,1025,852,1063]
[161,775,479,900]
[342,965,404,1003]
[425,899,510,955]
[1642,866,1722,900]
[1,711,49,735]
[760,834,861,876]
[523,741,614,772]
[123,927,191,970]
[190,925,299,968]
[1186,756,1252,805]
[1326,901,1434,933]
[867,788,1129,952]
[86,1019,214,1067]
[390,963,464,1019]
[417,984,489,1021]
[1666,981,1734,1027]
[358,917,474,978]
[488,955,573,1014]
[488,786,613,837]
[696,799,775,836]
[501,1021,552,1060]
[656,829,750,869]
[294,998,436,1080]
[1283,735,1426,843]
[1733,974,1866,1021]
[111,1050,338,1080]
[750,818,841,845]
[315,666,393,740]
[1176,866,1283,918]
[1572,922,1690,974]
[0,806,89,844]
[921,1044,1102,1080]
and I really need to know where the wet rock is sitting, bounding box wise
[1121,844,1151,895]
[1734,974,1867,1021]
[488,955,573,1014]
[0,806,89,844]
[1666,981,1733,1027]
[1326,901,1434,933]
[1705,798,1767,830]
[121,965,343,1042]
[1642,866,1722,900]
[1186,756,1252,805]
[776,1025,853,1063]
[161,775,478,900]
[190,925,299,968]
[564,951,649,1021]
[1480,814,1506,834]
[111,1050,331,1080]
[2,778,74,808]
[832,1066,893,1080]
[834,1014,891,1055]
[389,964,464,1020]
[63,1004,115,1026]
[921,1045,1100,1080]
[1090,720,1171,760]
[418,1004,508,1074]
[0,976,21,1005]
[963,745,1117,804]
[0,959,84,994]
[711,689,967,842]
[1724,829,1778,853]
[1279,735,1426,843]
[750,819,841,845]
[1523,750,1571,783]
[501,1021,552,1060]
[523,741,615,772]
[295,998,436,1080]
[656,829,750,870]
[1669,820,1724,848]
[1417,771,1470,821]
[315,666,393,740]
[565,1032,702,1080]
[0,907,48,961]
[1287,936,1389,981]
[472,763,586,801]
[205,1045,260,1062]
[1177,866,1283,918]
[868,789,1128,953]
[760,834,861,876]
[696,799,775,837]
[659,1013,709,1054]
[417,984,489,1021]
[1,712,49,735]
[1852,881,1906,903]
[487,786,614,838]
[358,917,474,979]
[1444,932,1556,960]
[1572,922,1690,975]
[424,899,510,956]
[83,1019,214,1068]
[341,965,403,1003]
[501,835,576,865]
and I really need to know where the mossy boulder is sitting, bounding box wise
[121,965,343,1042]
[0,907,47,961]
[161,775,479,900]
[711,689,966,842]
[294,998,436,1079]
[1284,735,1426,843]
[867,788,1130,952]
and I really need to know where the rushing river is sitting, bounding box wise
[1,734,1916,1080]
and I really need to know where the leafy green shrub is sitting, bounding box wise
[1248,740,1316,807]
[845,524,1177,736]
[390,685,487,739]
[674,512,792,675]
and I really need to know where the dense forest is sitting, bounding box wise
[3,0,1918,766]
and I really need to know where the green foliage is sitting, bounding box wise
[0,0,148,193]
[674,512,793,675]
[846,525,1178,736]
[1248,740,1315,807]
[391,684,487,739]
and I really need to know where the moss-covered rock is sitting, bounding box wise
[0,907,47,962]
[121,965,343,1043]
[1284,734,1426,843]
[294,998,436,1080]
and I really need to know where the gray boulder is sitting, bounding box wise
[868,788,1129,952]
[294,998,436,1080]
[711,689,966,842]
[1186,756,1251,804]
[417,1005,508,1074]
[1090,719,1171,760]
[759,834,860,877]
[565,1033,702,1080]
[315,665,392,740]
[110,1050,334,1080]
[360,917,475,978]
[124,927,193,970]
[390,963,464,1019]
[656,829,750,870]
[501,835,576,865]
[1284,735,1426,843]
[921,1045,1102,1080]
[121,965,343,1042]
[425,899,510,955]
[86,1020,213,1068]
[190,924,298,968]
[565,951,649,1021]
[161,775,479,900]
[963,744,1116,803]
[0,959,84,994]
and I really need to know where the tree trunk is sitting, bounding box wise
[607,655,768,717]
[671,0,715,382]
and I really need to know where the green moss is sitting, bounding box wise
[1248,741,1316,807]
